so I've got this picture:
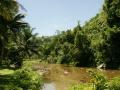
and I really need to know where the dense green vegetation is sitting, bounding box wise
[0,0,119,69]
[0,61,43,90]
[0,0,42,89]
[0,0,120,90]
[0,0,40,68]
[37,0,120,69]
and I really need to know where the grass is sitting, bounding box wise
[69,83,95,90]
[0,66,15,89]
[0,71,14,90]
[0,60,42,75]
[0,69,14,75]
[23,59,41,67]
[0,60,43,90]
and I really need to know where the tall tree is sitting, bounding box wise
[0,14,27,65]
[0,0,19,20]
[103,0,120,26]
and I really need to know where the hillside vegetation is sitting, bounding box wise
[37,0,120,69]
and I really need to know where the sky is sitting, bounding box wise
[18,0,104,36]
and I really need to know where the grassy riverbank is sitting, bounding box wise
[69,70,120,90]
[0,60,43,90]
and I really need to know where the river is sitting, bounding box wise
[33,63,120,90]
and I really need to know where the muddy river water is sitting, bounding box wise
[33,64,120,90]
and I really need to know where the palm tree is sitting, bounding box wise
[0,15,10,64]
[0,14,28,65]
[8,14,28,35]
[19,27,40,57]
[0,0,18,20]
[0,0,26,20]
[0,0,27,66]
[8,27,40,67]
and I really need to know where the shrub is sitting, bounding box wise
[108,77,120,90]
[11,68,43,90]
[69,83,95,90]
[88,70,108,90]
[0,85,22,90]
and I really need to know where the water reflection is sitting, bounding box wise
[42,83,56,90]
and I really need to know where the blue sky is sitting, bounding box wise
[18,0,104,36]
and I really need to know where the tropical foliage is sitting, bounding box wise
[0,0,39,68]
[36,0,120,69]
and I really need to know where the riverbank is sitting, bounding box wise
[69,70,120,90]
[0,60,120,90]
[0,60,43,90]
[25,60,120,90]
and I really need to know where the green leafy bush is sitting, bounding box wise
[89,70,108,90]
[108,77,120,90]
[11,68,43,90]
[0,85,22,90]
